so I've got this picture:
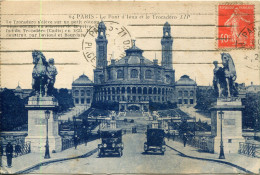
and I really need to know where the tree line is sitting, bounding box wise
[0,88,74,131]
[195,88,260,130]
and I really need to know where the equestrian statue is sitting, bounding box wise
[213,53,238,98]
[32,50,58,96]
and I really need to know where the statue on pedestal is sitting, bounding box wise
[32,50,58,96]
[46,58,58,96]
[213,53,238,98]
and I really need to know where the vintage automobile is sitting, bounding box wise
[144,128,166,154]
[98,129,124,157]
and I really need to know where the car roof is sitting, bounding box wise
[100,128,122,132]
[148,128,164,131]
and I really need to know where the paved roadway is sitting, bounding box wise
[32,134,244,174]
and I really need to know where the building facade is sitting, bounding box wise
[175,75,197,106]
[72,74,94,107]
[93,21,175,111]
[13,84,32,99]
[71,22,198,111]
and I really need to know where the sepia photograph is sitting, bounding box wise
[0,0,259,174]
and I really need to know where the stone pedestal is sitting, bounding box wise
[25,96,62,153]
[211,98,245,154]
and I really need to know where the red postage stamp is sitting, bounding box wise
[218,4,255,49]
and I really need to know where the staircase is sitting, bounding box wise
[125,111,144,118]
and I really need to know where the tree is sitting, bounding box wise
[195,88,216,112]
[91,101,119,111]
[53,88,74,112]
[0,89,27,131]
[149,101,177,111]
[242,92,260,129]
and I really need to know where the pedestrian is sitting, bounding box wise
[183,133,187,147]
[167,131,170,141]
[74,135,78,149]
[15,143,21,157]
[0,143,3,167]
[5,142,13,168]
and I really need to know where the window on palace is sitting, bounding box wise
[99,46,104,60]
[87,98,90,104]
[162,97,164,101]
[131,69,138,78]
[178,99,182,104]
[145,70,152,79]
[107,70,111,80]
[143,96,147,101]
[108,88,111,94]
[75,98,79,104]
[153,88,157,94]
[112,87,115,94]
[127,87,131,93]
[143,87,147,94]
[74,90,79,96]
[108,96,111,100]
[122,96,125,101]
[162,88,165,95]
[184,99,188,104]
[158,71,161,79]
[138,87,142,94]
[122,87,125,93]
[138,96,142,101]
[117,69,123,79]
[154,96,156,101]
[117,96,120,101]
[158,88,161,94]
[190,99,194,104]
[133,96,136,101]
[178,91,182,97]
[127,96,130,101]
[158,96,160,101]
[86,90,91,96]
[165,75,171,84]
[190,91,194,97]
[184,91,188,97]
[81,98,85,104]
[148,87,152,94]
[99,75,104,83]
[112,96,115,101]
[80,90,85,96]
[132,87,136,94]
[117,87,120,94]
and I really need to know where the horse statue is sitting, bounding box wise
[32,50,57,96]
[213,53,238,98]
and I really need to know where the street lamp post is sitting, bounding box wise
[254,118,258,140]
[218,111,225,159]
[44,110,51,159]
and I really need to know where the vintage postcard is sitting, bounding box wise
[0,0,259,174]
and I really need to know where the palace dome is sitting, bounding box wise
[115,41,153,65]
[72,74,93,86]
[176,75,196,86]
[15,85,22,92]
